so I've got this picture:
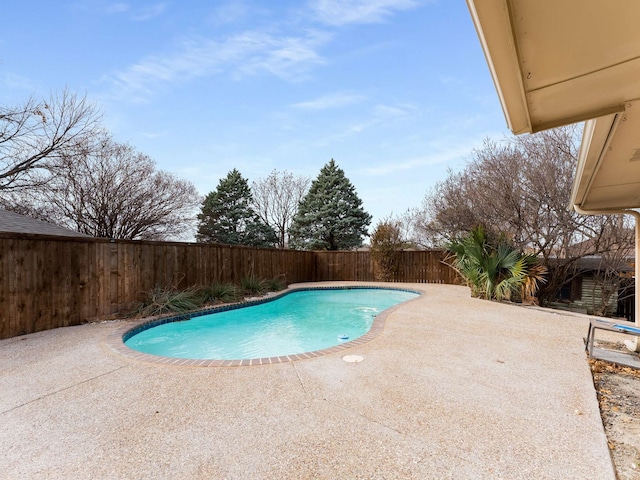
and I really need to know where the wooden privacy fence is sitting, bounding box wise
[0,233,458,339]
[313,250,458,284]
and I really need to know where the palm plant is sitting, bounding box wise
[520,255,548,302]
[446,226,487,298]
[446,225,546,302]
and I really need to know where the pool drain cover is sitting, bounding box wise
[342,355,364,363]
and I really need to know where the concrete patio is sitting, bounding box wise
[0,283,615,479]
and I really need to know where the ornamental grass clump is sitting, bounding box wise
[265,276,286,292]
[136,286,202,317]
[202,282,241,304]
[240,276,267,296]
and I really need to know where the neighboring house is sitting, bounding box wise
[551,256,635,321]
[466,2,640,351]
[0,209,88,238]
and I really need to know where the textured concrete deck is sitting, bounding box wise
[0,283,615,479]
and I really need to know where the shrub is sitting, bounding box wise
[370,218,405,281]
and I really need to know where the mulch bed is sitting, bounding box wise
[589,347,640,479]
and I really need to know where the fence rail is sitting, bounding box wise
[0,233,458,339]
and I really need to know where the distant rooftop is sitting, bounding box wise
[0,209,89,238]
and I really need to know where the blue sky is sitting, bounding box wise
[1,0,510,229]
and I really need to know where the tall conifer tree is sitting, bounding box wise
[197,169,277,247]
[290,159,371,250]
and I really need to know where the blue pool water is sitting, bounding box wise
[125,287,418,360]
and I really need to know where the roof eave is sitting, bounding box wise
[466,0,532,134]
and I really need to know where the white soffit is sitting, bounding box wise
[466,0,640,134]
[571,101,640,210]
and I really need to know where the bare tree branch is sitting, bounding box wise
[251,169,310,248]
[10,136,202,240]
[407,124,635,304]
[0,88,102,190]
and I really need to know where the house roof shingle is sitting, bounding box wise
[0,209,89,238]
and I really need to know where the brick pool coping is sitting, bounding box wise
[104,283,425,367]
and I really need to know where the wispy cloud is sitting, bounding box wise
[104,2,129,14]
[131,3,168,21]
[308,0,421,26]
[363,140,479,176]
[138,131,165,139]
[332,103,417,139]
[209,0,250,25]
[372,104,414,117]
[236,31,329,79]
[101,0,423,103]
[0,73,39,96]
[103,29,330,102]
[291,92,366,110]
[103,2,167,21]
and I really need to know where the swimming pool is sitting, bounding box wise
[123,287,419,362]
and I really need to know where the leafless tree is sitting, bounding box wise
[378,208,424,249]
[16,136,202,240]
[411,124,635,304]
[251,169,310,248]
[0,88,102,190]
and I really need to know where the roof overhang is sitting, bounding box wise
[571,105,640,210]
[466,0,640,211]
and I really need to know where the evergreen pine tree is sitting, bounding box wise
[289,159,372,250]
[197,169,277,247]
